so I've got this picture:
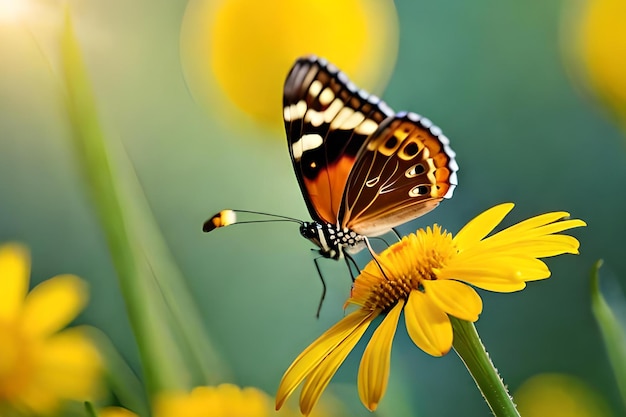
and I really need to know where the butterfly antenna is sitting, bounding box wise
[202,209,303,232]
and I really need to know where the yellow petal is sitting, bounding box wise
[299,314,375,415]
[423,280,482,322]
[485,219,586,247]
[443,254,551,285]
[496,211,572,235]
[443,271,527,292]
[275,309,377,410]
[358,301,403,411]
[38,327,102,399]
[0,243,30,321]
[404,291,452,356]
[453,203,514,251]
[462,235,581,259]
[19,384,59,414]
[22,274,88,338]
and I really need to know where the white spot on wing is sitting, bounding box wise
[305,110,325,127]
[283,100,308,122]
[342,111,365,130]
[356,118,378,135]
[309,80,323,98]
[319,87,335,105]
[291,134,324,160]
[330,107,355,129]
[323,99,344,123]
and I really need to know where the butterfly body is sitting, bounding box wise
[300,221,365,260]
[284,56,458,258]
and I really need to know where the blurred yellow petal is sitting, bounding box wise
[0,244,100,413]
[155,384,307,417]
[0,243,29,321]
[453,203,514,251]
[515,373,612,417]
[405,291,452,357]
[19,384,59,414]
[357,301,403,411]
[22,274,88,338]
[38,327,101,400]
[275,309,376,410]
[181,0,398,125]
[424,280,482,322]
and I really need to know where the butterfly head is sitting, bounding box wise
[299,221,337,259]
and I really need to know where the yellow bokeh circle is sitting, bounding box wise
[514,373,611,417]
[181,0,398,126]
[569,0,626,115]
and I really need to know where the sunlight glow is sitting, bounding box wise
[0,0,32,23]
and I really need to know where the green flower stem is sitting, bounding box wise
[451,317,520,417]
[61,11,185,395]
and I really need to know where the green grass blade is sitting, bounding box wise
[590,260,626,412]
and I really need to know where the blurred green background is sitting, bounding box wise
[1,0,625,416]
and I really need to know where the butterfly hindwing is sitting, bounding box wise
[283,56,394,226]
[340,112,458,236]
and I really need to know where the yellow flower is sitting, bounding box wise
[180,0,398,125]
[0,243,101,415]
[276,203,586,415]
[102,384,335,417]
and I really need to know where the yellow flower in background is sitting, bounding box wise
[154,384,301,417]
[0,243,101,415]
[102,384,337,417]
[565,0,626,122]
[181,0,398,126]
[276,203,586,415]
[515,373,612,417]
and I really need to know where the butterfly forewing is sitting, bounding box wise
[340,112,458,236]
[283,56,394,226]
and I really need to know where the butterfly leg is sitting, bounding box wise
[344,251,359,282]
[392,228,402,242]
[313,256,327,318]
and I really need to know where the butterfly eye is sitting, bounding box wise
[405,163,426,178]
[409,185,430,197]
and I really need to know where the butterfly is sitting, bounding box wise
[205,55,457,298]
[281,55,458,260]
